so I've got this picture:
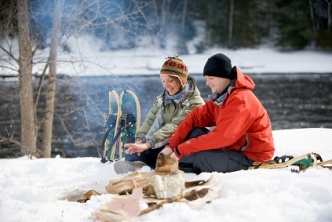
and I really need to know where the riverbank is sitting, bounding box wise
[1,44,332,78]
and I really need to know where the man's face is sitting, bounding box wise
[205,76,231,94]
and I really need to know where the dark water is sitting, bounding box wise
[101,73,332,130]
[0,73,331,157]
[250,74,332,130]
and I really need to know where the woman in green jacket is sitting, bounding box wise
[114,56,204,174]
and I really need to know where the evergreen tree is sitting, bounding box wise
[273,0,314,49]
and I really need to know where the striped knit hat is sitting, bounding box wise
[160,56,188,86]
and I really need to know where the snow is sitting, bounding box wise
[1,35,332,77]
[0,128,332,222]
[52,46,332,76]
[1,36,332,221]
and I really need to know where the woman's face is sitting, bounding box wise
[160,74,182,95]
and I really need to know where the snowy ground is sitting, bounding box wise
[1,35,332,77]
[48,46,332,76]
[0,128,331,222]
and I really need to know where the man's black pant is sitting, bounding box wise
[179,128,253,174]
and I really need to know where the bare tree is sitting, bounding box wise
[17,0,37,157]
[177,0,189,54]
[1,0,158,158]
[41,0,64,158]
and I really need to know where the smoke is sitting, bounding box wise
[28,0,195,53]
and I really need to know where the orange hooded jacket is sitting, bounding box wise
[168,67,275,162]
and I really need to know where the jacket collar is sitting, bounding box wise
[209,79,236,106]
[163,83,189,105]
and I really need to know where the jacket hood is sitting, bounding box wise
[233,66,255,90]
[186,76,198,96]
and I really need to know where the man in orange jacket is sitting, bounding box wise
[161,53,275,173]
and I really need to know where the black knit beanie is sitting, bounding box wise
[203,53,235,79]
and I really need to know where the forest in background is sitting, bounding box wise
[1,0,331,54]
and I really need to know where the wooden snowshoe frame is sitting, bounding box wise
[249,152,332,172]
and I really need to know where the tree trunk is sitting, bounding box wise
[177,0,188,54]
[159,0,168,48]
[17,0,37,157]
[228,0,234,47]
[308,0,316,33]
[325,0,332,30]
[41,0,64,158]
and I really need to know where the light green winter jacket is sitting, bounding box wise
[136,76,204,149]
